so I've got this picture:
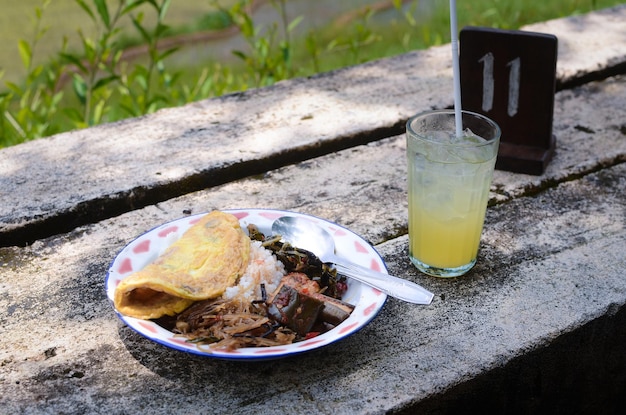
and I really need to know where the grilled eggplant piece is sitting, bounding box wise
[268,273,355,334]
[267,285,324,336]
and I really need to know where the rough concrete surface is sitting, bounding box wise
[1,6,625,415]
[525,5,626,86]
[1,75,625,414]
[1,150,624,414]
[1,5,625,244]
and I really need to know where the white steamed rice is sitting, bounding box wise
[222,241,286,302]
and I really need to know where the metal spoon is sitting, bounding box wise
[271,216,434,305]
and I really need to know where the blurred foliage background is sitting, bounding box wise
[0,0,621,147]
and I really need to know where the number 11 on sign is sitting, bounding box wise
[478,53,520,117]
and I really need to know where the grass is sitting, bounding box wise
[0,0,239,84]
[158,0,624,89]
[0,0,623,147]
[2,0,619,83]
[293,0,624,69]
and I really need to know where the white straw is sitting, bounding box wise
[449,0,463,137]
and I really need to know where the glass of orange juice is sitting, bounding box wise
[406,110,501,277]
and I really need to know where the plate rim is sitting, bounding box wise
[105,208,388,361]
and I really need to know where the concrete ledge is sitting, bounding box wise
[1,6,625,245]
[1,6,625,415]
[525,6,626,89]
[1,82,624,414]
[401,303,626,414]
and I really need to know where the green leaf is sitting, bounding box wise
[59,53,88,73]
[119,102,139,117]
[155,23,171,38]
[76,30,97,61]
[93,75,119,91]
[403,10,416,26]
[94,0,110,28]
[5,82,23,97]
[29,91,42,112]
[122,0,145,15]
[132,64,149,78]
[63,107,85,125]
[133,71,148,90]
[93,99,106,124]
[4,111,27,139]
[232,50,248,61]
[131,15,151,43]
[18,40,32,70]
[287,15,303,33]
[51,91,64,107]
[157,47,179,62]
[239,13,255,38]
[155,59,165,74]
[281,44,290,63]
[160,0,172,21]
[72,74,87,105]
[74,0,96,22]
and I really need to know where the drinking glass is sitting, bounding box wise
[406,110,501,277]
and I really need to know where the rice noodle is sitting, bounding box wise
[173,242,296,350]
[171,235,350,351]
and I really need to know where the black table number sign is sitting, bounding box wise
[460,27,558,175]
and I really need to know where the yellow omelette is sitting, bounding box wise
[114,211,250,319]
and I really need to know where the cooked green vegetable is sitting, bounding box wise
[247,224,347,299]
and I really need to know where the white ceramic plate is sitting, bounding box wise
[105,208,388,360]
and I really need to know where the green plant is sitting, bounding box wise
[225,0,302,88]
[339,6,381,64]
[61,0,126,128]
[117,0,180,117]
[1,0,64,144]
[1,0,623,148]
